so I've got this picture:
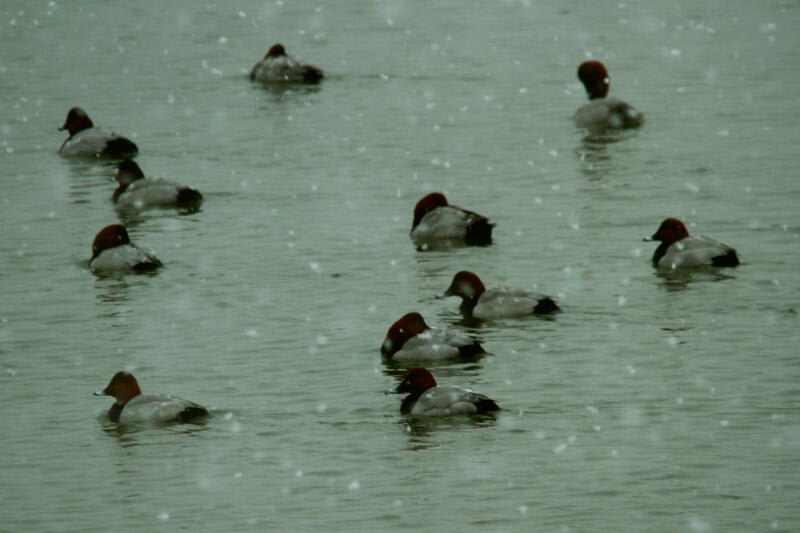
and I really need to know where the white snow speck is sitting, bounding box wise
[348,480,360,490]
[158,512,170,522]
[688,517,711,532]
[667,336,679,346]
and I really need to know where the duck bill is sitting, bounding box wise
[436,288,454,299]
[642,235,655,242]
[93,390,108,397]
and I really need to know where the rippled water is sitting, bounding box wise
[2,1,799,531]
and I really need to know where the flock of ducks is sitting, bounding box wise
[59,45,741,423]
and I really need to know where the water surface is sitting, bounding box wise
[1,1,798,531]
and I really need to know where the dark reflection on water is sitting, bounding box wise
[413,238,493,253]
[574,129,640,180]
[381,362,487,382]
[397,412,499,447]
[92,268,160,282]
[653,268,738,292]
[251,83,324,109]
[99,417,210,443]
[115,207,204,228]
[93,276,131,301]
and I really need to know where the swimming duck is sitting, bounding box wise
[59,107,138,158]
[391,367,500,416]
[574,61,643,131]
[439,270,559,318]
[381,312,488,363]
[88,224,162,273]
[410,192,494,247]
[113,160,203,212]
[94,371,208,424]
[249,43,324,84]
[645,218,740,269]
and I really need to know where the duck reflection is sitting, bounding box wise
[99,415,209,442]
[396,409,499,447]
[574,129,640,181]
[653,268,737,292]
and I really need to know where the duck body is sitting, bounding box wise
[89,243,162,272]
[108,393,208,425]
[115,179,203,211]
[574,97,643,131]
[467,287,560,319]
[250,43,323,84]
[653,235,740,269]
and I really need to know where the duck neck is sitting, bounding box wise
[459,285,484,316]
[652,242,670,267]
[400,391,424,415]
[107,403,123,422]
[459,296,480,316]
[112,184,128,203]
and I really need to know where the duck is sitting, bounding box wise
[88,224,162,273]
[439,270,559,319]
[58,107,139,158]
[94,371,208,424]
[113,160,203,212]
[249,43,324,84]
[574,60,643,131]
[645,218,740,270]
[410,192,494,247]
[390,368,500,416]
[380,312,487,363]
